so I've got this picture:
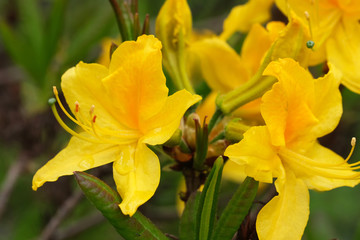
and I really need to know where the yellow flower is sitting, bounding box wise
[32,35,201,216]
[97,38,121,67]
[275,0,360,93]
[225,58,360,240]
[221,0,275,40]
[155,0,194,92]
[193,22,285,122]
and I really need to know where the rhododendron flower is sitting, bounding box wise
[276,0,360,93]
[221,0,275,40]
[32,35,201,216]
[225,58,360,240]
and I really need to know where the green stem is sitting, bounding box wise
[108,0,129,41]
[207,108,224,134]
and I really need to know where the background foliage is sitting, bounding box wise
[0,0,359,239]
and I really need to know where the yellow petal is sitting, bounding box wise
[32,134,119,190]
[257,170,309,240]
[113,142,160,216]
[241,23,285,75]
[103,35,168,129]
[196,92,217,124]
[270,16,311,67]
[275,0,342,49]
[262,58,318,146]
[310,66,342,138]
[155,0,192,51]
[222,160,247,183]
[224,126,282,183]
[97,38,121,68]
[142,89,201,145]
[326,17,360,93]
[221,0,274,39]
[300,142,360,191]
[61,63,128,130]
[232,98,263,122]
[189,37,250,93]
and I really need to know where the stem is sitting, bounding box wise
[108,0,129,41]
[40,191,83,240]
[207,108,224,134]
[0,153,27,219]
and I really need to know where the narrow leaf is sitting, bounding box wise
[0,21,23,65]
[211,177,259,240]
[197,157,224,240]
[44,0,68,65]
[74,171,167,240]
[179,191,201,240]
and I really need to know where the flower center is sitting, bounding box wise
[50,86,140,145]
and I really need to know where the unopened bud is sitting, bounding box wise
[164,128,182,147]
[225,119,251,143]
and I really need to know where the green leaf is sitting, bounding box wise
[197,157,224,240]
[16,0,46,82]
[193,120,209,170]
[0,21,23,66]
[211,177,258,240]
[74,171,168,240]
[179,191,201,240]
[63,5,115,69]
[44,0,68,65]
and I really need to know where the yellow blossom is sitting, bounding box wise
[221,0,275,40]
[32,35,201,216]
[97,38,121,67]
[275,0,360,93]
[225,58,360,240]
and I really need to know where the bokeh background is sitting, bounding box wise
[0,0,360,239]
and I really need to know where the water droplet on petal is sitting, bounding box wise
[79,156,95,169]
[114,149,134,175]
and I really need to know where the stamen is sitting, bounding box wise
[50,87,140,145]
[345,137,359,163]
[49,98,104,144]
[304,11,314,46]
[53,86,79,124]
[304,11,310,20]
[279,145,360,179]
[90,105,95,116]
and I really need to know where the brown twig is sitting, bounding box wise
[40,191,83,240]
[165,233,179,240]
[0,153,27,219]
[54,212,105,240]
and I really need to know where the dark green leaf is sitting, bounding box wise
[197,157,224,240]
[211,177,258,240]
[74,171,167,240]
[179,191,201,240]
[44,0,68,65]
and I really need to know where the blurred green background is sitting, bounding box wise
[0,0,359,239]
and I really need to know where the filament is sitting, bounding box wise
[49,87,140,145]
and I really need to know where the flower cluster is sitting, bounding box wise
[32,0,360,239]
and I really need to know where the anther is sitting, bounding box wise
[304,11,310,20]
[92,115,97,123]
[344,137,356,163]
[75,101,80,112]
[53,86,59,95]
[351,137,356,147]
[90,105,95,115]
